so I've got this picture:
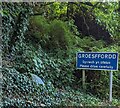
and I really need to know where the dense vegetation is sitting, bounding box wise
[1,2,120,107]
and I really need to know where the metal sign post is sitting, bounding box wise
[76,52,118,103]
[82,70,86,90]
[109,71,113,103]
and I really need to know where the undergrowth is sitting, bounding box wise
[2,3,120,107]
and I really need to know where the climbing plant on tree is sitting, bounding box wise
[2,3,33,54]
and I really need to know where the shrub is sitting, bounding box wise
[30,16,49,36]
[30,16,76,50]
[48,20,75,50]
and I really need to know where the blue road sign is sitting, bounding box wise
[76,52,118,71]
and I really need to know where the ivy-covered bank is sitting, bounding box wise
[1,2,120,107]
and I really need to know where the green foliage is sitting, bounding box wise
[10,39,74,89]
[49,20,75,50]
[2,3,32,54]
[66,19,80,36]
[43,2,68,19]
[13,42,36,73]
[2,67,104,107]
[2,2,120,107]
[30,16,49,37]
[94,2,119,41]
[30,16,76,50]
[97,45,120,99]
[76,37,105,51]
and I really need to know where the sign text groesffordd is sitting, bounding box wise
[76,52,118,70]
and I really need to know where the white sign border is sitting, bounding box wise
[76,52,119,71]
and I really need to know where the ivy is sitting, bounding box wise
[2,3,33,54]
[2,2,120,107]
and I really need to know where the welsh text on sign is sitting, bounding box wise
[76,52,118,70]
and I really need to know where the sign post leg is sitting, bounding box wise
[82,70,86,90]
[109,71,113,103]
